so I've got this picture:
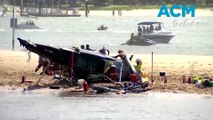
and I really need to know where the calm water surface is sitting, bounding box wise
[0,14,213,55]
[0,91,213,120]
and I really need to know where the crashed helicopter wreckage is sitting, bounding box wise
[17,38,149,92]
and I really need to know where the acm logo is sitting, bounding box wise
[157,4,195,17]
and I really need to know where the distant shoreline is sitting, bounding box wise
[1,5,213,17]
[78,9,213,17]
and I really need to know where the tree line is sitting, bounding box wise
[1,0,212,6]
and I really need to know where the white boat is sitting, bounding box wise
[1,8,6,17]
[16,21,42,29]
[137,21,175,43]
[1,13,6,17]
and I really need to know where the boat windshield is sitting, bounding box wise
[25,20,35,25]
[138,22,166,34]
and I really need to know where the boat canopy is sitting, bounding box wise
[137,21,163,25]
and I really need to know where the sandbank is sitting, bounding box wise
[0,50,212,95]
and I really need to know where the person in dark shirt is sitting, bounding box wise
[99,46,110,55]
[35,56,50,74]
[86,44,95,51]
[80,45,85,49]
[114,50,126,60]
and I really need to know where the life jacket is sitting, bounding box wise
[135,63,142,73]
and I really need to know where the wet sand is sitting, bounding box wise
[0,51,212,95]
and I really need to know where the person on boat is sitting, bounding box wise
[99,46,110,55]
[100,24,105,29]
[142,26,146,33]
[130,33,134,40]
[104,64,118,81]
[138,26,142,36]
[86,44,95,51]
[150,24,154,32]
[31,20,35,25]
[156,23,162,30]
[35,56,50,75]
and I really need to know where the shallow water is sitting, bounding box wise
[0,15,213,55]
[0,91,213,120]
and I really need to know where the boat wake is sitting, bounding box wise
[0,28,5,31]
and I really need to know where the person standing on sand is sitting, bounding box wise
[35,56,50,74]
[99,46,110,55]
[134,58,143,75]
[112,10,115,16]
[80,45,85,49]
[114,50,126,60]
[86,44,95,51]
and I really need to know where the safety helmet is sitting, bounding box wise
[136,58,142,63]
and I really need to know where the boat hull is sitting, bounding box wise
[16,24,41,29]
[123,35,156,46]
[142,33,175,43]
[125,39,155,46]
[97,27,108,30]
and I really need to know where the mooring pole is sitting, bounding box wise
[85,0,88,17]
[20,0,23,16]
[51,0,53,14]
[151,52,154,84]
[12,0,15,51]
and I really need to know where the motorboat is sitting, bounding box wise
[1,8,6,17]
[20,7,81,17]
[16,21,42,29]
[137,21,175,43]
[97,25,108,30]
[122,35,156,46]
[1,13,6,17]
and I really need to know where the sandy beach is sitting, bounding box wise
[78,9,213,17]
[0,50,212,94]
